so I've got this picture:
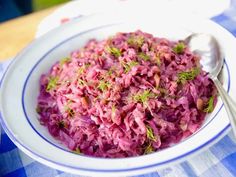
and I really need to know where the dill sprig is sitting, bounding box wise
[105,46,121,57]
[204,96,214,113]
[173,42,185,54]
[67,108,75,117]
[146,125,157,142]
[64,101,75,118]
[78,67,85,75]
[111,105,116,121]
[177,67,200,83]
[97,80,110,92]
[77,63,91,75]
[144,143,154,154]
[112,105,116,114]
[78,78,86,86]
[103,66,116,78]
[121,60,139,73]
[107,68,114,76]
[138,52,150,61]
[46,76,59,92]
[127,35,144,48]
[73,147,82,154]
[155,54,161,66]
[133,90,155,105]
[59,57,71,67]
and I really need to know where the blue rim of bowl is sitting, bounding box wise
[0,24,232,172]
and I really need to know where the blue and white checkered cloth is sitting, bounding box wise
[1,2,236,177]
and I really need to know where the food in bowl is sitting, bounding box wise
[36,30,217,158]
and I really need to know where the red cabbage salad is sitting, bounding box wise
[37,30,217,158]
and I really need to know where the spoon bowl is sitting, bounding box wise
[185,33,236,136]
[185,34,223,78]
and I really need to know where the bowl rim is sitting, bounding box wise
[22,24,231,157]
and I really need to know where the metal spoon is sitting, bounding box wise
[185,33,236,136]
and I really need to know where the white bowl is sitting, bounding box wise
[1,13,236,176]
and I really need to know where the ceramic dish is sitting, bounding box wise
[1,13,236,176]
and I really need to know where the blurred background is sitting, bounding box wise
[0,0,232,23]
[0,0,70,22]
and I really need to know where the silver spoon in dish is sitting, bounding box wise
[185,33,236,136]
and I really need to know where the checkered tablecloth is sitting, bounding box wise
[1,1,236,177]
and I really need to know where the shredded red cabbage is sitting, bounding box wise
[37,30,217,158]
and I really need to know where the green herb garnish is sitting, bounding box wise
[104,66,116,77]
[155,54,161,66]
[127,35,144,48]
[112,105,116,114]
[138,52,150,61]
[107,68,113,76]
[78,67,85,75]
[173,42,185,54]
[204,96,214,113]
[144,143,154,154]
[64,101,75,118]
[60,57,71,67]
[67,108,75,117]
[106,46,121,57]
[146,125,157,142]
[46,76,59,92]
[97,80,110,92]
[78,78,86,86]
[121,61,139,73]
[85,63,91,68]
[177,67,200,83]
[133,90,155,105]
[77,63,91,75]
[111,105,116,121]
[74,147,82,154]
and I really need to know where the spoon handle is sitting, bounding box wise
[213,78,236,136]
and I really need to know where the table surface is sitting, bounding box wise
[0,6,60,61]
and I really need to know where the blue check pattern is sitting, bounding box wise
[1,2,236,177]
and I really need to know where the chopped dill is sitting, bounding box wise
[155,54,161,66]
[46,76,59,92]
[64,101,75,118]
[105,46,121,57]
[77,63,91,75]
[78,67,85,75]
[133,90,155,105]
[177,67,200,83]
[103,66,116,78]
[121,61,139,73]
[146,125,157,142]
[111,105,116,121]
[97,80,110,92]
[127,35,144,48]
[144,143,154,154]
[138,52,150,61]
[173,42,185,54]
[59,57,71,67]
[204,96,214,113]
[73,147,82,154]
[78,78,86,86]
